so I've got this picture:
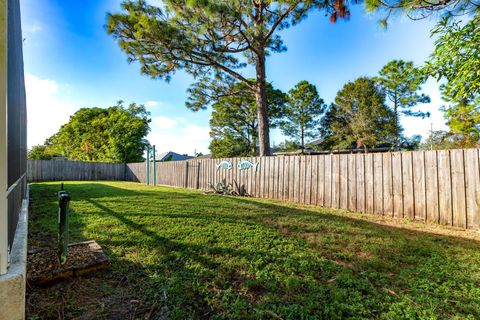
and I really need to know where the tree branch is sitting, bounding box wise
[264,3,298,41]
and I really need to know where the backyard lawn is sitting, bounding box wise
[27,181,480,319]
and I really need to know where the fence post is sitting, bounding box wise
[0,0,7,275]
[152,145,156,186]
[146,145,150,185]
[196,162,201,189]
[184,161,189,188]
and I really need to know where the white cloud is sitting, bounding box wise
[148,124,211,155]
[153,115,178,129]
[25,73,77,147]
[145,100,159,108]
[24,74,209,155]
[25,21,42,34]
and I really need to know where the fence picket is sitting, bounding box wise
[356,154,365,212]
[339,155,348,210]
[402,152,415,220]
[317,155,325,206]
[332,155,340,209]
[374,153,384,215]
[365,154,374,214]
[438,150,453,225]
[412,151,426,221]
[383,153,393,216]
[451,150,467,228]
[465,149,480,228]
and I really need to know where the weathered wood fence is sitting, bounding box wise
[127,149,480,229]
[27,149,480,229]
[27,160,126,182]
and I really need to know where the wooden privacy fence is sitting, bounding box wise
[28,160,126,182]
[127,149,480,229]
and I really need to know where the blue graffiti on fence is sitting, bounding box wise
[238,160,259,172]
[216,160,233,170]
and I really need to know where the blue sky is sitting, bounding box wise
[21,0,448,155]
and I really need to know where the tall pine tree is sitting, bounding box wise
[209,82,286,157]
[107,0,352,156]
[280,80,325,152]
[322,77,395,151]
[376,60,430,150]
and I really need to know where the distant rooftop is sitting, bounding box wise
[156,151,193,162]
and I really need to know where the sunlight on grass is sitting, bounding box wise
[27,182,480,319]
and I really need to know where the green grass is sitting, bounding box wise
[27,181,480,319]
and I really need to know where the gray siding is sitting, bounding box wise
[7,0,27,252]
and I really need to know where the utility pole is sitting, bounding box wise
[152,145,156,186]
[146,145,150,185]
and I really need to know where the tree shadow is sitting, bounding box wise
[27,182,480,319]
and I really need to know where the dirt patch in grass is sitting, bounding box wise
[28,241,110,286]
[27,268,163,319]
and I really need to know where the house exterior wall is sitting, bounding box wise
[6,0,27,256]
[0,0,8,276]
[0,0,27,317]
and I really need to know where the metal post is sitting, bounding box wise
[146,145,150,185]
[152,145,156,186]
[57,190,71,264]
[184,161,189,188]
[0,0,8,275]
[196,162,201,190]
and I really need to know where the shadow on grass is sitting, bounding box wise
[27,182,480,319]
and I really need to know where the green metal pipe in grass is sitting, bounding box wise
[146,145,150,185]
[57,188,71,265]
[153,145,156,186]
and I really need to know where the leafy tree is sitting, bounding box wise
[420,130,466,150]
[280,80,326,152]
[210,135,250,158]
[275,140,301,152]
[27,145,53,160]
[365,0,478,26]
[425,14,480,148]
[209,82,286,158]
[425,14,479,105]
[376,60,430,150]
[321,77,395,151]
[107,0,352,156]
[399,134,422,150]
[441,103,480,148]
[39,102,151,163]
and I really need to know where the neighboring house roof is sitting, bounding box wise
[52,155,68,161]
[157,151,193,161]
[274,146,393,156]
[195,154,212,159]
[307,138,324,146]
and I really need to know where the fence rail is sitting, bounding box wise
[27,160,126,182]
[127,149,480,229]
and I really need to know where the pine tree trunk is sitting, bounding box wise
[394,93,399,151]
[301,126,305,154]
[255,53,270,156]
[251,124,257,155]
